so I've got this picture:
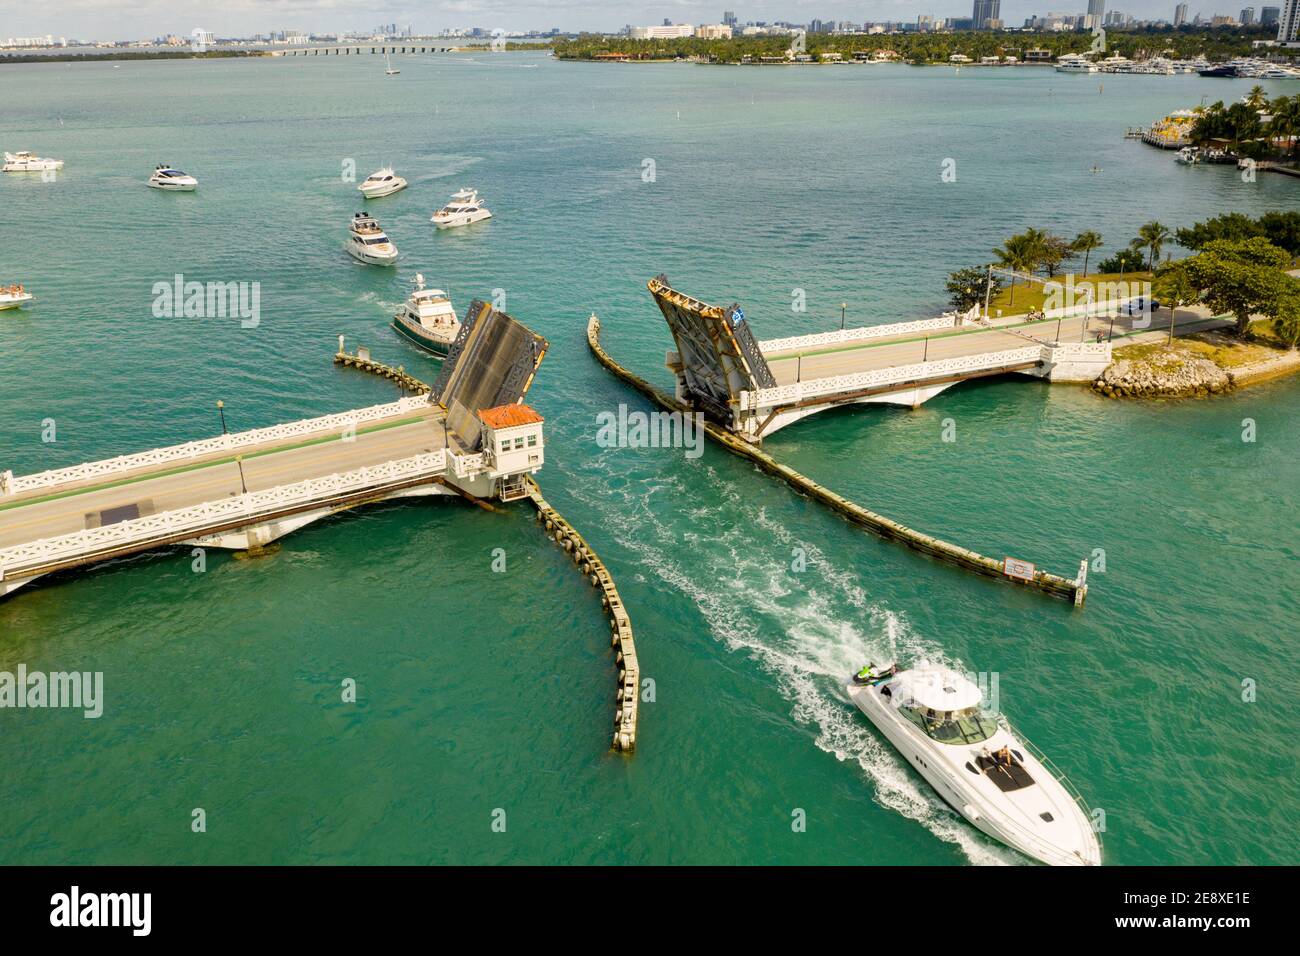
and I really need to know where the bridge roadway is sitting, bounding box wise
[761,305,1233,386]
[0,401,449,552]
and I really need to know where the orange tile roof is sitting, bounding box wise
[478,403,544,430]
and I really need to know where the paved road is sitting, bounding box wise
[763,306,1232,387]
[0,408,447,550]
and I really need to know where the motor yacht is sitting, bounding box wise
[431,187,492,228]
[0,283,33,311]
[346,212,399,266]
[1175,146,1201,165]
[147,164,198,191]
[358,167,407,199]
[392,274,461,356]
[3,151,64,172]
[1055,56,1098,74]
[847,662,1101,866]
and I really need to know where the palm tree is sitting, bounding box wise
[992,233,1039,306]
[1245,85,1268,111]
[1072,231,1104,277]
[1132,221,1172,272]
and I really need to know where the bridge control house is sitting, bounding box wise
[477,404,544,501]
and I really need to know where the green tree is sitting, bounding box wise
[1038,233,1076,278]
[1072,231,1104,278]
[1175,212,1263,251]
[1152,262,1200,346]
[1184,238,1291,336]
[1132,221,1173,271]
[1096,248,1146,274]
[992,233,1040,305]
[1270,283,1300,349]
[1257,211,1300,259]
[946,266,1001,313]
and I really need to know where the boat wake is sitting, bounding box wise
[561,458,1017,865]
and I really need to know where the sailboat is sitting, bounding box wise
[385,52,399,76]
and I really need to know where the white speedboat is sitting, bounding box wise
[346,212,399,265]
[847,662,1101,866]
[392,274,461,356]
[147,164,198,190]
[1175,146,1200,165]
[3,151,64,172]
[0,283,33,311]
[358,167,407,199]
[431,188,492,228]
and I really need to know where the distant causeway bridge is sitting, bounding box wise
[269,45,460,57]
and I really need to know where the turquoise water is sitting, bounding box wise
[1,53,1297,865]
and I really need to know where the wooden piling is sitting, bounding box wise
[333,337,431,395]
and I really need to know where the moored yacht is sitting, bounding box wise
[431,187,492,228]
[147,164,198,190]
[346,212,399,265]
[358,167,408,198]
[0,283,33,311]
[1055,56,1098,74]
[3,151,64,172]
[847,662,1101,866]
[392,274,461,356]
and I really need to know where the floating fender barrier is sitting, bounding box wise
[524,477,640,753]
[584,314,1086,607]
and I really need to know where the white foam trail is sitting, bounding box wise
[562,464,1018,865]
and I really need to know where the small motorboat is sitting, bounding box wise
[346,212,399,266]
[392,274,461,356]
[3,151,64,172]
[358,167,407,199]
[431,188,492,229]
[846,662,1101,866]
[1,283,34,311]
[1175,147,1200,165]
[147,164,198,190]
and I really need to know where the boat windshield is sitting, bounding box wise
[901,706,999,745]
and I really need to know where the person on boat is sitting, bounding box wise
[994,745,1014,769]
[853,664,878,685]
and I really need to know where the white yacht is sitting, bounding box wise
[1055,56,1098,74]
[358,167,407,198]
[0,283,33,311]
[847,662,1101,867]
[346,212,399,266]
[1175,146,1201,165]
[392,274,461,356]
[3,151,64,172]
[147,164,198,191]
[431,188,492,228]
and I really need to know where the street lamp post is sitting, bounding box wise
[234,454,248,495]
[216,400,228,435]
[839,302,847,331]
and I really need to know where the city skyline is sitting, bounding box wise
[4,2,1276,41]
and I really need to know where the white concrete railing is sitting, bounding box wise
[2,396,432,497]
[0,450,447,578]
[759,313,968,355]
[739,345,1046,411]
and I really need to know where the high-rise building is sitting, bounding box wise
[723,11,737,27]
[1279,0,1300,40]
[972,0,1002,28]
[1261,6,1281,26]
[1174,2,1188,25]
[1241,6,1256,23]
[1087,0,1107,18]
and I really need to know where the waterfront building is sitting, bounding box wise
[630,23,695,38]
[1279,0,1300,40]
[696,23,733,38]
[972,0,1002,28]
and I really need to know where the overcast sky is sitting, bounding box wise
[7,1,1245,41]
